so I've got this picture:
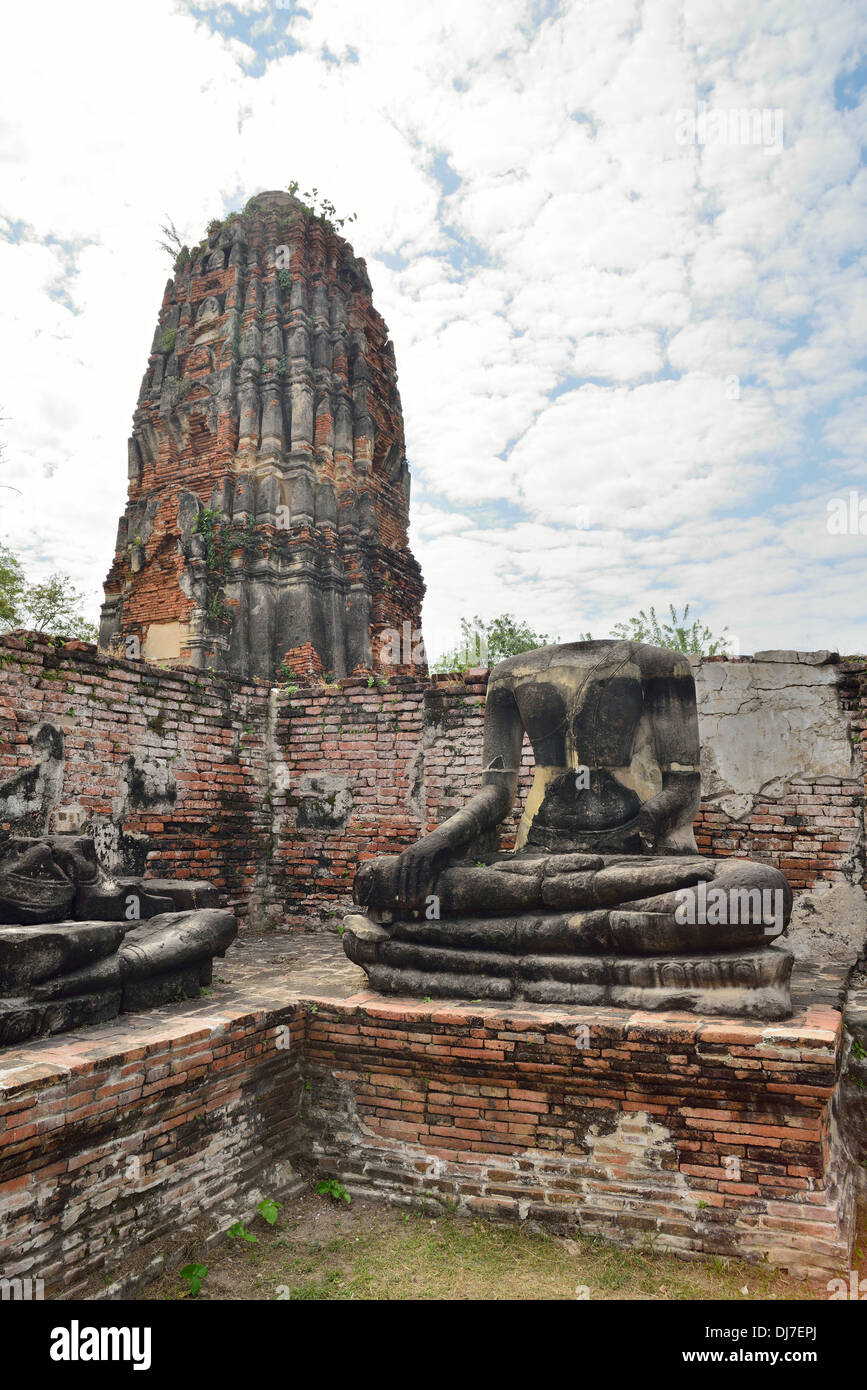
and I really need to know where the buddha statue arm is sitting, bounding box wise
[637,772,701,851]
[391,677,524,911]
[636,668,702,852]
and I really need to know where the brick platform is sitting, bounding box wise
[0,937,857,1294]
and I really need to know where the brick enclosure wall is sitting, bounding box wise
[1,636,864,928]
[0,1002,306,1296]
[0,973,854,1293]
[306,994,853,1279]
[693,657,866,894]
[693,784,863,894]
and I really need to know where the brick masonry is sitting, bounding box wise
[99,190,424,682]
[1,639,864,928]
[0,938,856,1293]
[306,998,854,1281]
[0,633,274,921]
[1,639,863,1288]
[0,1000,306,1297]
[693,655,866,894]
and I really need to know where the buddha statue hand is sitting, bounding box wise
[396,831,454,912]
[637,774,701,854]
[355,831,453,915]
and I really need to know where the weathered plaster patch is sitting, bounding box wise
[782,883,867,966]
[142,622,186,662]
[295,773,352,829]
[694,657,857,822]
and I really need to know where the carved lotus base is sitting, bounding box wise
[342,912,794,1020]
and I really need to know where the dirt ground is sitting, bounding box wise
[136,1183,866,1302]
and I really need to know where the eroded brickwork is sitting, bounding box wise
[694,656,865,892]
[100,190,424,681]
[693,786,863,893]
[306,990,854,1278]
[0,634,274,921]
[0,1003,306,1296]
[1,639,864,930]
[0,942,855,1293]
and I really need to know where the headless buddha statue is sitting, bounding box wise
[343,641,794,1018]
[0,834,236,1043]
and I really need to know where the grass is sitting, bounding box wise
[138,1189,865,1302]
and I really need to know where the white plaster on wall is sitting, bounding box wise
[693,655,857,823]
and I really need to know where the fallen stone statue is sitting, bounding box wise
[343,640,795,1019]
[0,835,237,1043]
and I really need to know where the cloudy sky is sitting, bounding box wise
[1,0,865,660]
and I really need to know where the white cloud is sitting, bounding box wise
[0,0,864,661]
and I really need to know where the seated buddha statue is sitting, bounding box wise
[343,640,794,1019]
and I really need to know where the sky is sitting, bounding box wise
[0,0,865,661]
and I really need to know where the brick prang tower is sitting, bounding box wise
[100,190,425,680]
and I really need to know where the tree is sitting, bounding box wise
[0,541,97,642]
[603,603,731,656]
[432,613,557,672]
[432,602,731,671]
[21,575,98,642]
[0,542,25,627]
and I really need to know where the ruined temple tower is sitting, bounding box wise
[100,190,425,680]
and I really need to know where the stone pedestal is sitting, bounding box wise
[345,914,794,1018]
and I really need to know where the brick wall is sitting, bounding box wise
[0,633,274,921]
[693,781,864,894]
[0,967,855,1292]
[305,993,854,1278]
[0,1003,306,1296]
[693,656,866,893]
[1,637,864,930]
